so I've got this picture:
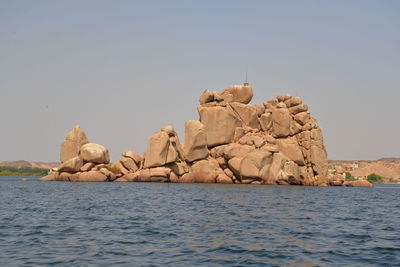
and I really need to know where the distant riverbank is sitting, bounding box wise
[0,166,49,176]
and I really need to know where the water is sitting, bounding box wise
[0,177,399,266]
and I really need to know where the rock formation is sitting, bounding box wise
[40,82,371,187]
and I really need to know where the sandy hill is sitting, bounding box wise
[330,159,400,181]
[0,160,59,169]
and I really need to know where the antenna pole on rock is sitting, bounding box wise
[244,65,249,86]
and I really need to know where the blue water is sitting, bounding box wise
[0,176,399,266]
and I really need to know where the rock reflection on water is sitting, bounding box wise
[0,178,399,266]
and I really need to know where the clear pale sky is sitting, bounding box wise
[1,0,399,162]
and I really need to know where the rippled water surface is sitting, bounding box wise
[1,177,399,266]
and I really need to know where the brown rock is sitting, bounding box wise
[169,161,188,176]
[259,112,272,132]
[271,106,291,138]
[221,83,253,104]
[216,173,233,184]
[310,128,328,177]
[80,143,110,164]
[264,100,278,109]
[227,157,242,181]
[284,97,302,108]
[77,171,108,182]
[289,104,308,115]
[149,167,170,177]
[223,144,254,160]
[80,162,95,172]
[122,150,142,165]
[58,156,83,173]
[262,153,288,184]
[38,172,58,181]
[234,127,246,141]
[183,120,209,162]
[120,172,140,182]
[100,167,117,181]
[160,125,177,137]
[60,125,89,163]
[199,89,214,104]
[290,120,302,136]
[138,169,151,182]
[199,106,242,147]
[169,172,179,183]
[230,102,260,129]
[143,131,170,168]
[344,180,373,187]
[240,151,273,180]
[110,161,129,175]
[166,144,179,164]
[255,104,265,117]
[283,161,301,185]
[224,168,234,178]
[191,159,219,183]
[294,112,310,126]
[277,137,305,165]
[169,136,185,161]
[120,157,138,172]
[276,94,292,102]
[179,172,194,183]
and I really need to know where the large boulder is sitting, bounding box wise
[183,120,209,162]
[310,128,328,177]
[221,83,253,104]
[199,89,214,104]
[143,131,170,168]
[122,150,142,165]
[58,156,83,173]
[199,106,242,147]
[271,103,291,137]
[230,103,260,129]
[80,143,110,164]
[262,152,288,184]
[227,157,242,181]
[60,125,89,163]
[77,171,108,182]
[120,157,138,172]
[239,151,273,180]
[223,144,254,160]
[277,137,305,165]
[191,158,219,183]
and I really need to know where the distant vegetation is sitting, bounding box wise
[0,166,49,176]
[344,172,356,181]
[367,173,384,184]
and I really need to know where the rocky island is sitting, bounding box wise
[40,83,372,187]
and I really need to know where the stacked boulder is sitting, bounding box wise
[40,82,345,186]
[113,82,328,185]
[39,126,112,182]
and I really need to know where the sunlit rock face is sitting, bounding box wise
[41,82,337,186]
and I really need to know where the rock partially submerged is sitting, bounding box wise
[40,82,367,187]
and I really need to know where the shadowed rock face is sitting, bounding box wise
[42,82,345,186]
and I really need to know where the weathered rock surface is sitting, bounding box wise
[221,83,253,104]
[143,131,170,168]
[80,143,110,164]
[77,171,108,182]
[183,120,209,162]
[44,82,332,186]
[58,156,83,173]
[60,125,89,163]
[199,106,242,147]
[343,180,373,187]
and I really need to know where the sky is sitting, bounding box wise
[0,0,399,162]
